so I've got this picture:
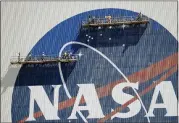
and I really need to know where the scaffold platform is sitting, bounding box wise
[10,55,78,65]
[82,14,149,28]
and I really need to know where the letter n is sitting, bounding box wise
[26,85,61,121]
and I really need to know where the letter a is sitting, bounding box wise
[68,84,104,119]
[146,81,177,117]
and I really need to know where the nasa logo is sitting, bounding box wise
[25,81,177,122]
[11,8,178,123]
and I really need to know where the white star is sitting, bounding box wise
[86,34,88,37]
[100,33,103,36]
[78,52,83,57]
[109,38,112,40]
[98,26,101,30]
[42,52,45,56]
[122,24,125,29]
[109,26,112,29]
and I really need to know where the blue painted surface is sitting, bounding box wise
[12,9,178,123]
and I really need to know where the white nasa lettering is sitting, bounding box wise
[145,81,177,117]
[111,82,141,119]
[26,85,61,121]
[68,84,104,119]
[26,81,177,121]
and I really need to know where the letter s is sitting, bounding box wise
[111,82,141,119]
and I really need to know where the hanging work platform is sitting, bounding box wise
[10,53,78,65]
[82,13,149,28]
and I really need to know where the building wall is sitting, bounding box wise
[1,1,178,122]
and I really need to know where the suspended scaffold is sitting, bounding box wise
[82,13,149,28]
[10,52,78,65]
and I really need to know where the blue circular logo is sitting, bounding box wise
[11,8,178,123]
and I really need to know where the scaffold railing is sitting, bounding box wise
[10,55,78,64]
[82,15,149,27]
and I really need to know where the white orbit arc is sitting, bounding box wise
[58,41,150,123]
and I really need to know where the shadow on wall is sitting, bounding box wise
[72,23,148,53]
[14,62,76,86]
[1,66,21,94]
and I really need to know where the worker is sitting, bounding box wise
[63,52,68,59]
[92,16,95,24]
[18,52,20,62]
[69,52,73,59]
[27,53,32,61]
[88,15,92,24]
[105,15,112,23]
[136,12,142,21]
[42,52,45,61]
